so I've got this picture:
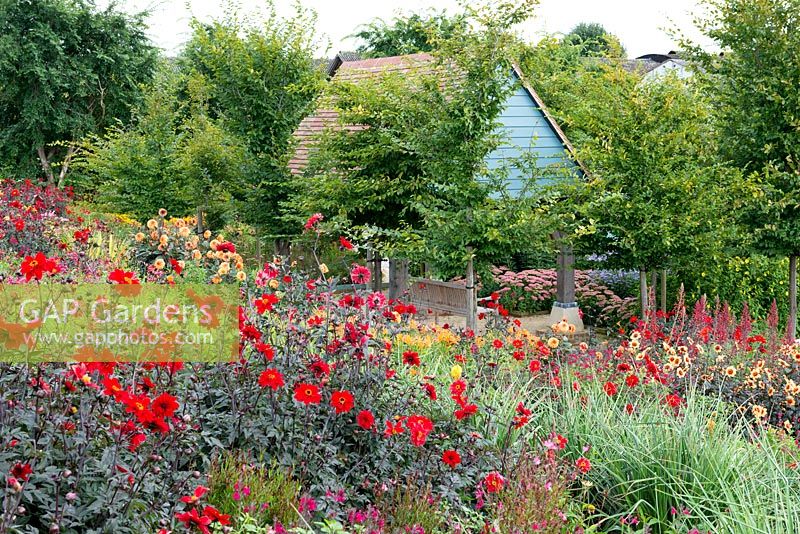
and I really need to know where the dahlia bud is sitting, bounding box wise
[49,524,59,534]
[65,492,77,502]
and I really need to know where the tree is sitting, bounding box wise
[0,0,157,184]
[684,0,800,338]
[562,22,626,58]
[180,6,323,240]
[351,10,467,58]
[79,64,251,224]
[548,65,731,314]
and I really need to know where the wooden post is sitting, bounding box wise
[639,269,648,315]
[661,269,667,313]
[549,232,583,330]
[388,258,409,300]
[370,252,382,292]
[196,206,204,234]
[789,255,797,340]
[465,246,477,332]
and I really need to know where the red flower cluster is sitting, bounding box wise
[20,252,61,281]
[406,415,434,447]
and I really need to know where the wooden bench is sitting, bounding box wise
[408,278,471,316]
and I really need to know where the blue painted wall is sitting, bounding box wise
[482,74,580,197]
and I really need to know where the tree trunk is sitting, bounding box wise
[255,236,262,266]
[790,254,797,341]
[36,146,56,184]
[639,269,648,316]
[57,145,76,187]
[661,269,667,313]
[274,239,290,258]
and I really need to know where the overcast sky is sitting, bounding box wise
[109,0,714,59]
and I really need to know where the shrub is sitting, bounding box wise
[490,266,637,326]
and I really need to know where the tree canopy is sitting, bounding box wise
[351,10,467,58]
[562,22,626,58]
[0,0,157,184]
[684,0,800,335]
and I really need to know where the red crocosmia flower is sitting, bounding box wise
[203,506,231,525]
[331,390,355,414]
[603,382,619,396]
[151,392,179,418]
[254,293,280,314]
[293,383,321,405]
[339,236,354,250]
[576,457,592,474]
[176,509,212,534]
[666,393,682,408]
[258,369,284,390]
[10,463,32,481]
[180,485,209,504]
[529,360,541,373]
[169,258,183,275]
[350,264,371,284]
[383,419,404,437]
[108,269,139,284]
[356,410,375,430]
[304,213,323,230]
[625,374,640,388]
[422,383,437,400]
[483,472,505,493]
[402,351,420,366]
[442,450,461,468]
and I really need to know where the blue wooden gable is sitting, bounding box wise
[483,68,584,197]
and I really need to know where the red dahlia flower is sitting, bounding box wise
[175,508,211,534]
[293,383,321,405]
[10,463,32,482]
[356,410,375,430]
[483,472,505,493]
[402,351,420,366]
[350,264,371,284]
[108,269,139,284]
[258,369,284,390]
[330,390,355,414]
[442,450,461,468]
[151,392,179,418]
[576,456,592,474]
[180,485,209,504]
[603,381,619,396]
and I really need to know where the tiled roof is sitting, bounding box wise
[289,53,436,175]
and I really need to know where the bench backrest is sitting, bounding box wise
[408,277,469,315]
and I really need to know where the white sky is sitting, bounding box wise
[108,0,714,58]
